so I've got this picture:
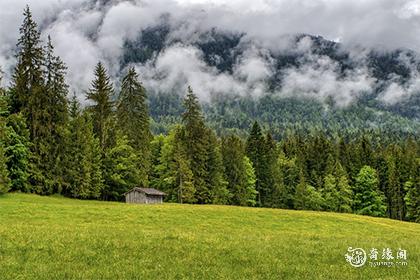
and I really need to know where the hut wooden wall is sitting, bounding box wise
[125,191,163,204]
[125,191,147,204]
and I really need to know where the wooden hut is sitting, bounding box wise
[124,187,166,204]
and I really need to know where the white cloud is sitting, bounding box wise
[0,0,420,105]
[281,53,376,107]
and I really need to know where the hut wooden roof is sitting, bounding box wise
[124,187,166,196]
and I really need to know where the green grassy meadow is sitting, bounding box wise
[0,193,419,279]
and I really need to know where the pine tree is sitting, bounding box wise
[221,135,256,206]
[103,134,142,201]
[353,165,386,217]
[9,5,44,116]
[383,146,406,220]
[64,99,103,199]
[86,62,114,151]
[335,162,353,213]
[322,161,353,212]
[29,36,69,194]
[404,159,420,222]
[0,84,10,194]
[245,121,265,206]
[117,67,151,185]
[181,86,209,203]
[155,126,196,203]
[4,114,31,192]
[149,134,165,189]
[242,156,258,206]
[322,174,340,211]
[206,131,230,204]
[294,170,324,211]
[275,151,300,209]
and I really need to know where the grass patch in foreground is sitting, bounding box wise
[0,193,419,279]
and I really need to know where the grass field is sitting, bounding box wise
[0,193,419,279]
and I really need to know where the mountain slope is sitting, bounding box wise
[120,25,420,136]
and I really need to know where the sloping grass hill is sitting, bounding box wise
[0,193,419,279]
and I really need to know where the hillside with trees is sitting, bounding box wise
[0,7,419,224]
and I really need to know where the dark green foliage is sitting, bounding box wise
[322,162,353,213]
[181,87,211,203]
[64,98,103,199]
[275,152,300,209]
[353,166,387,217]
[0,87,10,194]
[8,8,69,194]
[154,126,196,203]
[245,123,280,207]
[404,159,420,222]
[86,62,114,150]
[4,114,31,192]
[294,171,324,211]
[29,37,69,194]
[103,134,142,201]
[117,67,151,186]
[205,131,230,204]
[245,121,265,205]
[221,135,257,206]
[9,6,44,116]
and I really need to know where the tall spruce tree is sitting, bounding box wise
[245,121,266,206]
[64,97,103,199]
[0,77,10,194]
[9,6,44,116]
[5,113,31,192]
[103,134,142,201]
[205,130,230,204]
[155,126,196,203]
[31,36,69,194]
[117,67,151,186]
[222,135,257,206]
[404,159,420,222]
[86,62,114,151]
[353,165,387,217]
[181,86,209,203]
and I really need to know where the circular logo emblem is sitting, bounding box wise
[345,247,367,267]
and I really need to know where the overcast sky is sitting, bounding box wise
[1,0,419,104]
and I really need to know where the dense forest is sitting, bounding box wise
[0,7,419,223]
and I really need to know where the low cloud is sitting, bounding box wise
[0,0,419,105]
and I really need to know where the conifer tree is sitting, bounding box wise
[322,161,353,212]
[30,36,69,194]
[181,86,209,203]
[64,97,103,199]
[9,6,44,116]
[404,159,420,222]
[0,82,10,194]
[222,135,256,206]
[242,156,258,206]
[206,131,230,204]
[246,121,265,206]
[294,170,324,211]
[117,67,151,186]
[155,126,196,203]
[353,165,386,217]
[149,134,165,189]
[275,152,300,209]
[4,113,31,192]
[86,62,114,151]
[335,162,353,213]
[103,134,142,201]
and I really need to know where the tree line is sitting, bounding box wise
[0,7,419,223]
